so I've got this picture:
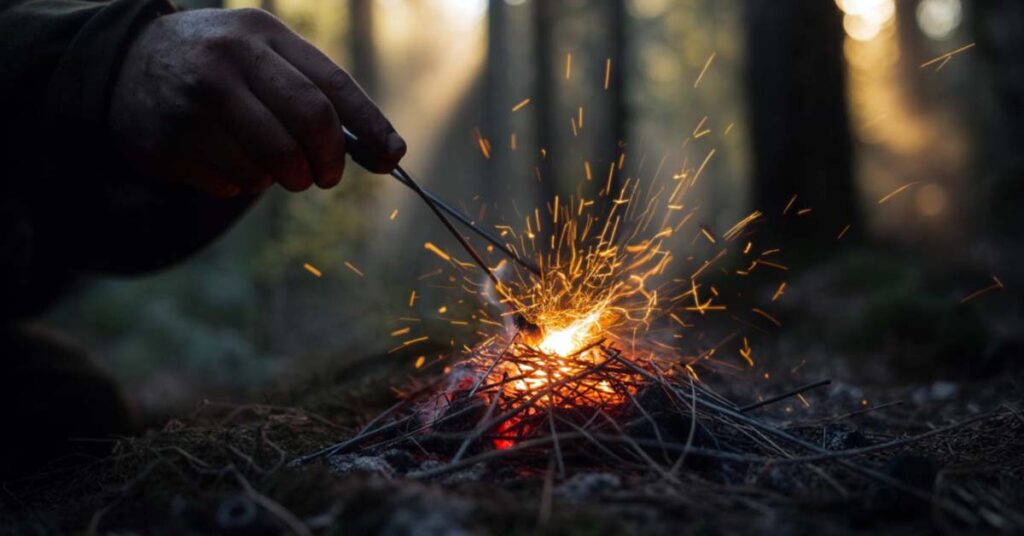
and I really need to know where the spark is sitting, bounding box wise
[691,149,716,186]
[404,336,429,347]
[878,182,921,204]
[783,194,797,215]
[604,58,612,90]
[961,276,1004,304]
[302,263,322,278]
[740,336,755,367]
[751,308,782,327]
[565,52,572,80]
[390,335,430,353]
[694,52,715,88]
[391,327,411,337]
[797,393,810,407]
[755,259,788,272]
[920,42,975,71]
[693,116,711,138]
[424,242,452,262]
[511,98,531,112]
[408,290,417,307]
[476,129,492,159]
[836,224,852,241]
[389,209,399,221]
[771,282,787,302]
[415,356,426,368]
[344,261,364,277]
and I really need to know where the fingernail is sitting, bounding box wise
[386,131,406,156]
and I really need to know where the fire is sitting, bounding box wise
[413,133,786,453]
[530,310,602,358]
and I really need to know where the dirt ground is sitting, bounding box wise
[3,254,1023,535]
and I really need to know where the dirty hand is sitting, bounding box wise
[109,8,405,197]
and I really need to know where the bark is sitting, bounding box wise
[970,1,1024,242]
[744,0,859,250]
[348,0,377,95]
[533,0,561,206]
[484,0,511,204]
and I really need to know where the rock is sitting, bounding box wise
[328,453,396,477]
[555,472,622,501]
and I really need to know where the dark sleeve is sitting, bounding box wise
[0,0,257,320]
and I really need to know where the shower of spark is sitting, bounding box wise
[401,136,783,449]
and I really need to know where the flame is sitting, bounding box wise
[532,310,603,357]
[415,137,785,451]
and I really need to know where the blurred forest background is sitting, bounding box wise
[46,0,1023,415]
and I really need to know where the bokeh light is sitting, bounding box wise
[916,0,962,41]
[837,0,896,42]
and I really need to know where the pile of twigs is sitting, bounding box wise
[291,343,1005,525]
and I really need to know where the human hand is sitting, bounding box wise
[109,8,405,197]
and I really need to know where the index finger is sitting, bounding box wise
[269,33,406,173]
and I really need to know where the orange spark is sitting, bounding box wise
[424,242,452,262]
[878,182,920,204]
[961,276,1004,304]
[694,52,715,88]
[344,261,364,277]
[782,194,797,215]
[511,98,531,112]
[740,336,754,367]
[771,282,786,302]
[302,263,322,278]
[920,42,975,71]
[751,308,782,327]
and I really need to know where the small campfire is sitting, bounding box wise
[284,162,1008,528]
[290,167,989,522]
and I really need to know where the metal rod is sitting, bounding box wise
[394,162,503,288]
[390,167,541,276]
[343,128,540,277]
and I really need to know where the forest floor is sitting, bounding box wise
[3,250,1024,535]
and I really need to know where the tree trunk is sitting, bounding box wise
[599,0,628,215]
[484,0,511,205]
[607,0,627,169]
[744,0,859,251]
[348,0,377,95]
[533,0,561,207]
[971,1,1024,244]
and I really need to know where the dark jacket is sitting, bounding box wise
[0,0,254,321]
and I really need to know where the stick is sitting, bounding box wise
[740,379,832,412]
